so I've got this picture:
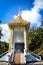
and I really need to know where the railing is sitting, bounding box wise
[8,52,14,65]
[0,51,8,58]
[30,51,41,61]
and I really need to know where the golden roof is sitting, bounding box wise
[8,14,30,30]
[8,15,27,25]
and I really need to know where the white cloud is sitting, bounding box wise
[13,0,43,27]
[1,24,10,42]
[1,0,43,42]
[21,10,41,24]
[36,22,41,27]
[13,15,17,19]
[33,0,43,12]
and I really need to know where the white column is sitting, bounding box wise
[24,30,27,63]
[24,30,26,51]
[9,30,14,53]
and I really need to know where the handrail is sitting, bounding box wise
[30,51,41,61]
[0,51,8,58]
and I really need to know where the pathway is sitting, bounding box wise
[0,61,43,65]
[0,62,8,65]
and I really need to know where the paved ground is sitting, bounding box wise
[0,62,8,65]
[0,61,43,65]
[27,61,43,65]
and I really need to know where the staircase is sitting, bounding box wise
[14,53,24,64]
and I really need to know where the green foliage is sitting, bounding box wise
[27,24,43,54]
[0,41,9,54]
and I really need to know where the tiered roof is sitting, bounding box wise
[8,14,30,30]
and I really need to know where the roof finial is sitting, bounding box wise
[18,6,21,16]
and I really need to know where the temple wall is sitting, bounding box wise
[13,30,24,43]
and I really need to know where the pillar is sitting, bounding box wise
[8,30,14,53]
[24,30,27,51]
[24,30,27,63]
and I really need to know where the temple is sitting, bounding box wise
[8,13,30,64]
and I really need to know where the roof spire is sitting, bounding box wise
[18,6,21,16]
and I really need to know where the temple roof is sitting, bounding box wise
[8,14,30,30]
[8,15,27,25]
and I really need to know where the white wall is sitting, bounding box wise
[13,30,24,43]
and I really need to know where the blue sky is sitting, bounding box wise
[0,0,43,24]
[0,0,34,23]
[0,0,43,42]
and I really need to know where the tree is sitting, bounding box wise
[27,23,43,53]
[0,41,9,54]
